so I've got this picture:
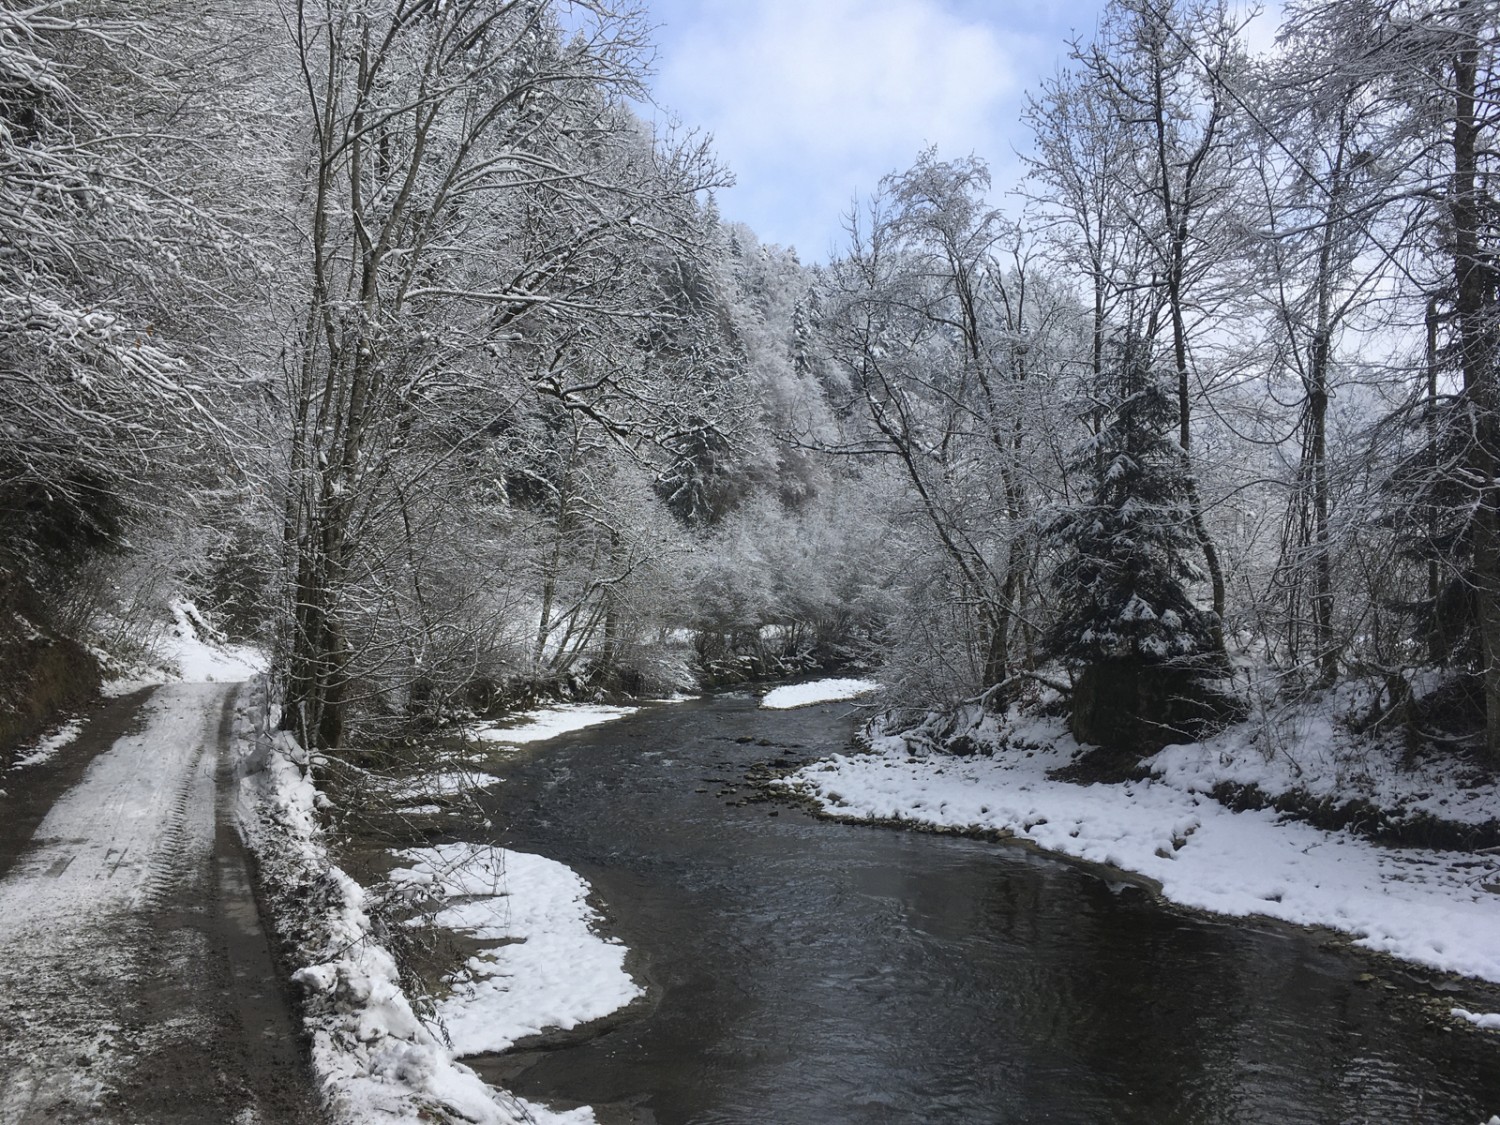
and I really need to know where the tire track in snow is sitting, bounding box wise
[0,682,319,1124]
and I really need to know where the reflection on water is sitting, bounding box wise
[473,693,1500,1124]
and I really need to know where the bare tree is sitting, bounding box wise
[825,153,1085,705]
[277,0,720,748]
[1243,24,1418,684]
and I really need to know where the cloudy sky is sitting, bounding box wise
[635,0,1278,262]
[635,0,1112,261]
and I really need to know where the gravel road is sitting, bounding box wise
[0,682,323,1124]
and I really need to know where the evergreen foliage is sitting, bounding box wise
[1046,339,1226,750]
[1048,340,1221,669]
[1376,391,1482,667]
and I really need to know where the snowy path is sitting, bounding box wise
[0,682,320,1124]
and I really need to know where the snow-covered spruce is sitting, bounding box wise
[1045,338,1227,752]
[233,680,597,1125]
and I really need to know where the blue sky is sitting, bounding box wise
[636,0,1114,262]
[635,0,1278,262]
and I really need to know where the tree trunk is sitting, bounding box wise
[1427,297,1443,666]
[1309,328,1336,687]
[1450,16,1500,761]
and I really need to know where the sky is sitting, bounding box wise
[635,0,1277,263]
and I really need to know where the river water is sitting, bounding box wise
[472,691,1500,1124]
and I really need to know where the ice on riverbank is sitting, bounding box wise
[780,712,1500,986]
[389,843,642,1056]
[761,678,880,709]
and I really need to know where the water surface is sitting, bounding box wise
[473,691,1500,1124]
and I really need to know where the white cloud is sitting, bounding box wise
[649,0,1029,258]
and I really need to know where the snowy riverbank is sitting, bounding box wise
[389,844,641,1057]
[236,683,642,1125]
[761,677,880,709]
[778,702,1500,1001]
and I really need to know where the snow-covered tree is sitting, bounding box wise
[825,153,1085,705]
[276,0,722,746]
[1048,339,1227,751]
[0,4,244,599]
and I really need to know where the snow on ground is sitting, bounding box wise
[780,712,1500,985]
[163,599,264,682]
[102,598,265,694]
[761,677,880,710]
[235,683,594,1125]
[7,717,83,771]
[1455,1008,1500,1029]
[379,769,503,802]
[0,684,225,1115]
[389,844,642,1057]
[467,704,637,745]
[1149,681,1500,828]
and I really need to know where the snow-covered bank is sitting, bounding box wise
[100,597,265,695]
[389,844,642,1056]
[761,677,880,709]
[1147,680,1500,836]
[235,684,597,1124]
[469,703,638,745]
[363,704,646,804]
[779,711,1500,988]
[236,685,644,1124]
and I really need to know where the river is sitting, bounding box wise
[469,690,1500,1124]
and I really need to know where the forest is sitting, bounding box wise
[4,0,1500,780]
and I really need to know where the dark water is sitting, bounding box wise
[473,691,1500,1125]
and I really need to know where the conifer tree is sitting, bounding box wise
[1048,338,1226,750]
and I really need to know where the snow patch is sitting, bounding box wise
[388,844,642,1056]
[8,718,83,771]
[761,678,880,709]
[1454,1007,1500,1030]
[379,770,502,801]
[468,704,637,745]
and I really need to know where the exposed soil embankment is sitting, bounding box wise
[1206,779,1500,851]
[0,631,100,769]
